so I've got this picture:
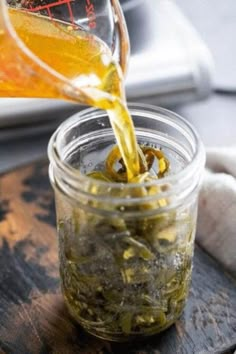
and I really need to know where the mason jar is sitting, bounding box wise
[48,103,205,342]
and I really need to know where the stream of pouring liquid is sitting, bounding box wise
[1,9,140,180]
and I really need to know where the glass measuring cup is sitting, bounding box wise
[0,0,129,102]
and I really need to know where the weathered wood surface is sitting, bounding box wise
[0,161,236,354]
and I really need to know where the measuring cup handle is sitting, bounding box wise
[111,0,130,76]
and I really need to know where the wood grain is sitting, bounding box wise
[0,161,236,354]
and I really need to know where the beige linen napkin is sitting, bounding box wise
[197,147,236,275]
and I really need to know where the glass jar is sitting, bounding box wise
[48,103,205,342]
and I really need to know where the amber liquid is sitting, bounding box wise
[2,9,139,179]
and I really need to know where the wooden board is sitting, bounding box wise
[0,161,236,354]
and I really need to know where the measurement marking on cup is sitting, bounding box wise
[28,0,75,25]
[85,0,96,29]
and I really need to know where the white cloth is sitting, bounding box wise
[197,147,236,275]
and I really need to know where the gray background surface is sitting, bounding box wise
[176,0,236,147]
[176,0,236,89]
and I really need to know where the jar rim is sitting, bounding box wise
[48,102,205,192]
